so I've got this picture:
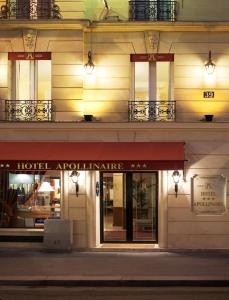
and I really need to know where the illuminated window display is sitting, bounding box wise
[0,171,61,228]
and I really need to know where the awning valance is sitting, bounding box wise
[0,142,185,171]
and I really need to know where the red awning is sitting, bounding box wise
[0,142,185,170]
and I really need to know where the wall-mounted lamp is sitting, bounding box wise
[205,50,216,75]
[84,51,95,75]
[172,170,181,198]
[70,171,80,197]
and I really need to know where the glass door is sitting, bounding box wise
[101,172,158,243]
[102,173,126,241]
[132,173,157,241]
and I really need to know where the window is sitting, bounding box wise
[7,53,52,121]
[129,0,176,21]
[130,54,175,121]
[13,60,51,101]
[11,0,52,19]
[0,170,61,229]
[134,61,172,102]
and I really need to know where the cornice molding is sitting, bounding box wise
[1,20,229,32]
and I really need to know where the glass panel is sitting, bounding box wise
[103,173,126,241]
[156,62,170,101]
[0,170,61,228]
[15,60,51,101]
[16,60,31,100]
[132,173,157,241]
[135,62,149,101]
[37,60,51,100]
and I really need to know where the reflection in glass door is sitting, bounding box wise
[132,173,157,241]
[102,173,126,241]
[101,172,158,243]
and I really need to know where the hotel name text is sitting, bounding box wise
[0,160,152,171]
[16,162,124,171]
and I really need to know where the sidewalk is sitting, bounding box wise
[1,248,229,286]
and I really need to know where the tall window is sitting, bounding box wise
[130,54,175,121]
[129,0,176,21]
[134,61,172,101]
[13,60,51,101]
[13,0,52,19]
[7,53,52,121]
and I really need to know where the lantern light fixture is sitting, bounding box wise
[70,171,80,197]
[172,170,181,198]
[84,51,95,75]
[205,50,216,75]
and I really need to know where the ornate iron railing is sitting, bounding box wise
[128,101,176,122]
[129,1,177,21]
[0,0,61,20]
[5,100,55,122]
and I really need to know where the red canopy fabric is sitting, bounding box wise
[0,141,184,161]
[0,142,185,170]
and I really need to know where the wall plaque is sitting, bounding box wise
[203,91,215,98]
[192,175,226,215]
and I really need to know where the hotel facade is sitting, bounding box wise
[0,0,229,250]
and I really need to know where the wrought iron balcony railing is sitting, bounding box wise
[0,0,61,20]
[129,1,177,21]
[5,100,55,122]
[128,100,176,122]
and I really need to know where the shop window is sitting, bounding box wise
[0,171,61,229]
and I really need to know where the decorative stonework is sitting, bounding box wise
[144,31,160,53]
[23,29,37,52]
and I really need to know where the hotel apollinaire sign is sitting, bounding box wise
[0,161,158,171]
[192,175,227,215]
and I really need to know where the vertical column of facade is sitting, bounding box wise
[67,171,88,249]
[50,30,84,121]
[0,52,8,122]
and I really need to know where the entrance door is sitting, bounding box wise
[101,172,158,243]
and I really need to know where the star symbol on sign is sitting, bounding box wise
[142,164,147,168]
[6,164,10,168]
[0,164,4,168]
[137,164,141,168]
[131,164,135,168]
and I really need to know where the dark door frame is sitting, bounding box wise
[100,171,158,244]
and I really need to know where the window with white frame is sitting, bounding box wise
[7,53,52,121]
[134,61,173,101]
[130,54,175,121]
[12,60,51,101]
